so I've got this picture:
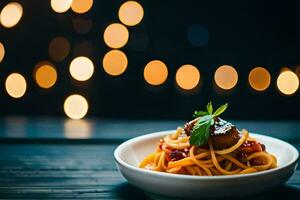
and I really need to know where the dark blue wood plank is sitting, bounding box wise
[0,117,182,140]
[0,144,299,199]
[1,118,300,199]
[1,117,300,142]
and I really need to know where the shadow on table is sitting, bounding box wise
[113,183,300,200]
[246,185,300,200]
[113,183,148,200]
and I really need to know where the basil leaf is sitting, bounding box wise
[193,110,209,117]
[213,103,228,117]
[198,114,213,122]
[190,115,213,146]
[206,101,213,114]
[190,102,229,146]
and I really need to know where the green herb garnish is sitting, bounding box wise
[190,102,228,146]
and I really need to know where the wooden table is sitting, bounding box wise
[0,117,299,199]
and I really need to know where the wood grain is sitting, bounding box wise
[0,119,300,199]
[0,143,299,199]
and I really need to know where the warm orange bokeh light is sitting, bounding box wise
[103,23,129,49]
[277,70,299,95]
[102,50,128,76]
[0,2,23,28]
[51,0,72,13]
[69,56,94,81]
[118,1,144,26]
[0,42,4,63]
[144,60,168,86]
[34,62,57,89]
[176,64,200,90]
[5,73,27,98]
[214,65,238,90]
[48,37,71,61]
[71,0,93,14]
[64,94,89,119]
[248,67,271,91]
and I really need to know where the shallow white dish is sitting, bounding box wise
[114,130,299,199]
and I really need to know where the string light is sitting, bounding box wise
[69,56,94,81]
[0,42,4,63]
[277,70,299,95]
[5,73,27,98]
[248,67,271,91]
[176,64,200,90]
[71,0,93,14]
[103,23,129,48]
[0,2,23,28]
[144,60,168,85]
[48,37,70,61]
[214,65,238,90]
[34,62,57,89]
[118,1,144,26]
[64,94,89,119]
[102,50,128,76]
[2,0,298,114]
[51,0,72,13]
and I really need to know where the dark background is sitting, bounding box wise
[0,0,299,120]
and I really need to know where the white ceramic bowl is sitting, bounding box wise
[114,130,299,199]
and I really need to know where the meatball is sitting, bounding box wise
[183,117,240,149]
[210,118,240,150]
[183,117,199,136]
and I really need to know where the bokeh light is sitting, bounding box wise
[69,56,94,81]
[48,37,71,61]
[0,42,4,63]
[118,1,144,26]
[248,67,271,91]
[144,60,168,85]
[0,2,23,28]
[64,94,89,119]
[176,64,200,90]
[34,62,57,89]
[103,23,129,48]
[214,65,238,90]
[64,119,92,139]
[51,0,72,13]
[277,70,299,95]
[5,73,27,98]
[187,25,209,47]
[102,50,128,76]
[71,0,93,14]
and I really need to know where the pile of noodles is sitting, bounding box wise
[140,128,277,176]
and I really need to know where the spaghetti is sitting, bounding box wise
[140,127,277,176]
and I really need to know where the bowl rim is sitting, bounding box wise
[114,130,299,180]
